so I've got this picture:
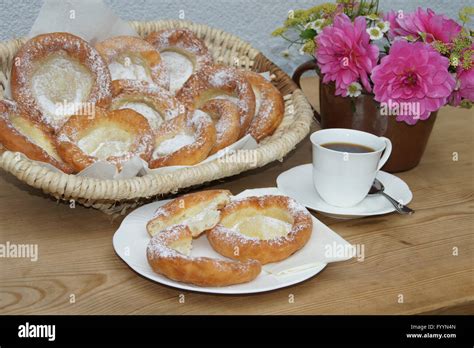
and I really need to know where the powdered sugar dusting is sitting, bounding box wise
[109,60,153,83]
[187,109,212,130]
[31,52,94,129]
[12,33,112,131]
[153,133,195,158]
[212,195,311,245]
[160,51,194,93]
[147,225,192,259]
[146,224,254,275]
[118,101,163,130]
[77,127,133,160]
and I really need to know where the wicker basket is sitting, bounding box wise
[0,20,314,214]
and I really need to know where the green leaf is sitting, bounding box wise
[300,28,317,40]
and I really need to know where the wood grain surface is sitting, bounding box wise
[0,77,472,315]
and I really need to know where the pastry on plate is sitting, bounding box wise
[207,195,313,264]
[147,224,261,287]
[11,32,112,132]
[147,189,231,237]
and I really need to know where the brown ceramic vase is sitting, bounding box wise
[293,60,437,173]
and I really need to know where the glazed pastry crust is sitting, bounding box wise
[147,224,262,287]
[146,190,232,237]
[148,111,216,169]
[242,71,284,142]
[145,28,213,72]
[95,35,169,88]
[207,195,313,264]
[11,32,112,131]
[200,99,240,154]
[110,79,184,129]
[56,108,154,172]
[0,100,74,173]
[176,65,256,137]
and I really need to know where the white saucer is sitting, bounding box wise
[276,164,413,219]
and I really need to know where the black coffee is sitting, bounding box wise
[321,142,374,153]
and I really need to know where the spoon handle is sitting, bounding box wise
[381,192,414,215]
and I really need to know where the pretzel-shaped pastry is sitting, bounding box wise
[176,65,256,137]
[95,36,169,88]
[207,195,313,264]
[147,190,231,238]
[11,32,112,132]
[111,79,184,130]
[242,71,285,142]
[0,100,73,173]
[200,99,240,154]
[145,29,213,93]
[148,110,216,169]
[56,108,154,172]
[147,224,262,287]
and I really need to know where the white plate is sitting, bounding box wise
[113,188,353,294]
[276,164,413,219]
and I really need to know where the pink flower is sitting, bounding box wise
[316,14,379,96]
[371,40,455,124]
[450,67,474,106]
[450,46,474,106]
[384,8,462,43]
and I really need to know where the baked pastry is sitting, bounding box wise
[148,110,216,169]
[200,99,240,154]
[95,36,169,88]
[145,29,213,93]
[56,108,153,172]
[207,195,313,264]
[147,224,261,287]
[242,71,284,142]
[176,65,256,137]
[0,100,73,173]
[11,32,112,132]
[110,79,184,130]
[147,190,231,237]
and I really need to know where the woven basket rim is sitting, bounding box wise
[0,19,313,206]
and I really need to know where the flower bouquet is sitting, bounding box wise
[273,0,473,172]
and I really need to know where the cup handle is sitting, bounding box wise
[377,137,392,171]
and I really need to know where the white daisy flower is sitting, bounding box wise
[366,26,383,40]
[347,82,362,98]
[299,45,306,56]
[376,21,390,33]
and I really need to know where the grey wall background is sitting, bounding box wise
[0,0,471,74]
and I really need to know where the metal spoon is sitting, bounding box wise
[369,179,414,215]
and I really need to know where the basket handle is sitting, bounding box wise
[292,60,321,123]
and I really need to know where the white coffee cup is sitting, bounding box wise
[310,129,392,207]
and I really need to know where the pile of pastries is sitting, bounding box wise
[146,190,313,287]
[0,30,285,174]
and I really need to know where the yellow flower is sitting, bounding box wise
[302,40,316,55]
[272,27,288,37]
[459,7,474,24]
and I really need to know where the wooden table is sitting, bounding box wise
[1,77,473,315]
